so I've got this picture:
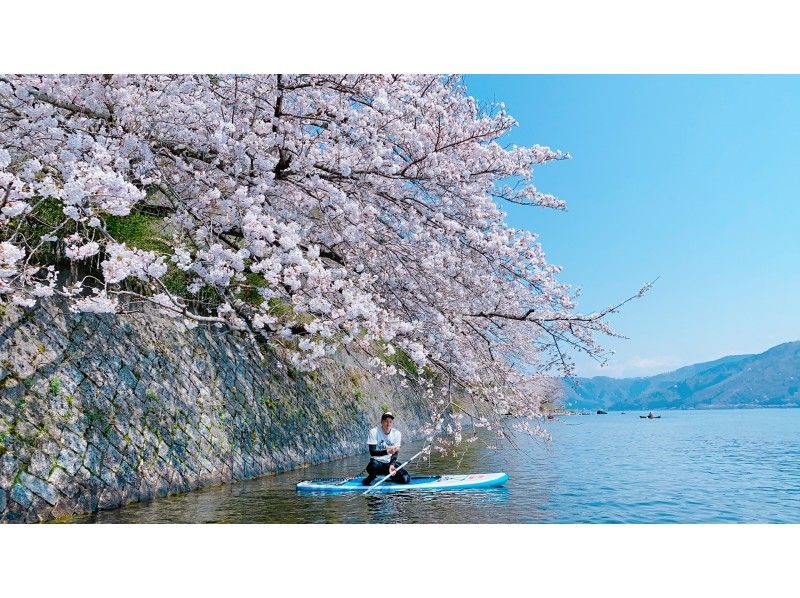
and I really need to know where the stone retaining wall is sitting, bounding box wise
[0,301,432,523]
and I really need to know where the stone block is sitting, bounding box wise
[99,467,117,488]
[2,378,25,404]
[97,486,122,510]
[10,483,33,508]
[0,454,19,487]
[14,444,32,464]
[2,502,25,522]
[72,493,95,514]
[49,467,82,499]
[74,466,101,493]
[117,461,139,487]
[118,367,138,389]
[50,499,76,520]
[19,471,59,506]
[42,438,61,458]
[59,363,86,395]
[65,414,88,437]
[28,450,52,479]
[62,430,88,456]
[14,420,40,445]
[155,477,170,497]
[84,444,101,475]
[12,361,35,380]
[105,444,124,471]
[87,434,109,455]
[170,476,190,494]
[57,448,82,476]
[26,507,43,523]
[114,419,131,437]
[136,479,154,502]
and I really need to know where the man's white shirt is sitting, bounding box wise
[367,427,401,463]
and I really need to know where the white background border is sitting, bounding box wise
[2,2,798,595]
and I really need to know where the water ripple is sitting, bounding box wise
[65,408,800,524]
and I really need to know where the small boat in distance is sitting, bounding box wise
[640,411,661,419]
[597,410,608,415]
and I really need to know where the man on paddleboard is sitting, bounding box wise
[362,412,411,485]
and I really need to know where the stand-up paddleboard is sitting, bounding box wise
[296,473,509,493]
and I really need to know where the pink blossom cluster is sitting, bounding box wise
[0,74,633,433]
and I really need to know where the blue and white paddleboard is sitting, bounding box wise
[296,473,509,493]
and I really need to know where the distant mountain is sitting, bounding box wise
[560,341,800,411]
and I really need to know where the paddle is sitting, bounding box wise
[362,446,430,495]
[336,465,367,486]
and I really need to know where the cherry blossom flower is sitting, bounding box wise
[0,74,643,437]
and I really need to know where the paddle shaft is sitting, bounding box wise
[362,446,428,495]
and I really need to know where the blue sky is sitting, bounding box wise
[464,75,800,378]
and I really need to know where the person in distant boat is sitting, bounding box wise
[362,412,411,485]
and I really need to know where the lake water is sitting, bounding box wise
[66,408,800,523]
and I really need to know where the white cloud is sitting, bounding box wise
[584,355,683,378]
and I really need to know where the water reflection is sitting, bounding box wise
[362,487,511,524]
[63,409,800,524]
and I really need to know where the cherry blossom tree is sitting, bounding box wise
[0,74,645,438]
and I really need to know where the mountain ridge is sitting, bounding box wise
[560,341,800,411]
